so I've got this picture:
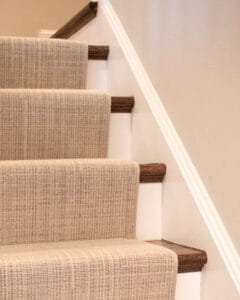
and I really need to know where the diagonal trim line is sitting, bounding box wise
[100,0,240,294]
[52,2,98,39]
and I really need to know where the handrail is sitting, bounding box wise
[52,2,98,39]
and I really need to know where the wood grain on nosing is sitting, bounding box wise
[148,240,207,273]
[111,97,135,113]
[52,2,98,39]
[140,163,166,183]
[88,45,109,60]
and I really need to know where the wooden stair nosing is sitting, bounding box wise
[51,2,98,39]
[140,163,166,183]
[147,240,207,273]
[111,96,135,113]
[88,45,109,60]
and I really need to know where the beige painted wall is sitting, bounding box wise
[0,0,88,37]
[110,0,240,252]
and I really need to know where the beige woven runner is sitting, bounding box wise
[0,89,110,159]
[0,239,177,300]
[0,159,139,245]
[0,37,88,88]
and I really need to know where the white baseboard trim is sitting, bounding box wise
[100,0,240,294]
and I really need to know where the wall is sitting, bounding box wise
[0,0,88,37]
[109,0,240,253]
[70,3,240,298]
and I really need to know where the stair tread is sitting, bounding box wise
[0,37,89,89]
[0,159,139,245]
[148,240,207,273]
[0,239,177,299]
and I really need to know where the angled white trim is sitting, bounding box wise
[100,0,240,294]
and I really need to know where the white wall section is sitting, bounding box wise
[99,1,240,297]
[109,0,240,257]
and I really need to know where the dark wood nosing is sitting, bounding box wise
[111,97,135,113]
[52,2,98,39]
[140,163,166,183]
[88,45,109,60]
[147,240,207,273]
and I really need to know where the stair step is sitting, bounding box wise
[111,96,135,113]
[0,159,139,245]
[88,45,109,60]
[0,239,177,299]
[148,240,207,273]
[0,90,111,159]
[52,2,98,39]
[0,37,88,89]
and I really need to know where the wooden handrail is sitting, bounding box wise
[52,2,98,39]
[51,2,109,61]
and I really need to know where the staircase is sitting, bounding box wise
[0,2,207,299]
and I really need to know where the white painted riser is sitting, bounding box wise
[109,114,131,159]
[176,273,201,300]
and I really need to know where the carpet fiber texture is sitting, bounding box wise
[0,159,139,245]
[0,239,177,300]
[0,37,88,89]
[0,89,110,159]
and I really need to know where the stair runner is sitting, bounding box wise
[0,89,110,159]
[0,37,88,89]
[0,37,177,299]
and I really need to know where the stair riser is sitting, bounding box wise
[176,272,201,300]
[87,60,108,90]
[136,183,163,240]
[109,114,131,159]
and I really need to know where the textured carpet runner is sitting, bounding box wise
[0,239,177,300]
[0,37,178,299]
[0,37,88,88]
[0,159,139,245]
[0,89,110,159]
